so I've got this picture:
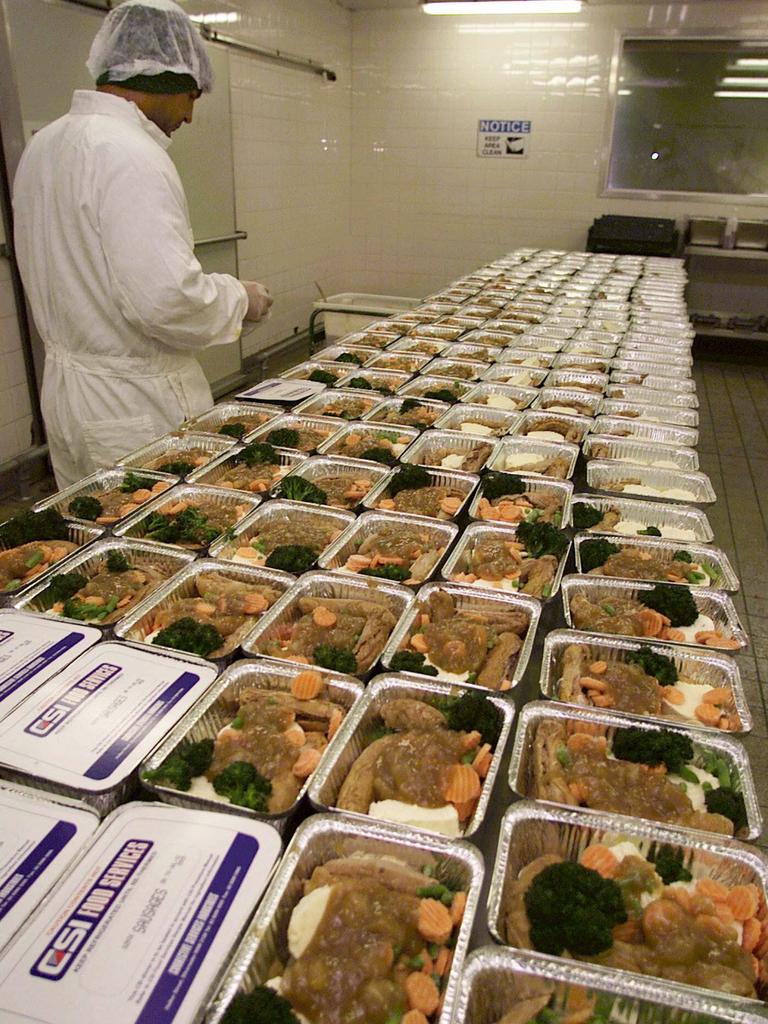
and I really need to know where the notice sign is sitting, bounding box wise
[477,119,532,158]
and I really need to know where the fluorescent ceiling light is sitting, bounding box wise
[735,58,768,68]
[720,77,768,87]
[714,90,768,99]
[423,1,582,14]
[617,88,632,96]
[189,12,240,24]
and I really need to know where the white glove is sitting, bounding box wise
[242,280,273,321]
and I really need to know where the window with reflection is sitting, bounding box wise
[607,38,768,197]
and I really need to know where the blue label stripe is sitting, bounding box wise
[84,672,201,781]
[0,634,85,704]
[0,821,77,921]
[135,834,260,1024]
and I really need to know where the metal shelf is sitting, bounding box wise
[685,245,768,261]
[691,318,768,343]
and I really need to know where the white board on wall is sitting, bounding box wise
[5,0,241,387]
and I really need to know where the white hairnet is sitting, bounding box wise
[86,0,214,93]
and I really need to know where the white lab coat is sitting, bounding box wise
[13,90,248,488]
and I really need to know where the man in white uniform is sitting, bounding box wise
[13,0,272,487]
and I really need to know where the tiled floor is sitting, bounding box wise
[692,348,768,843]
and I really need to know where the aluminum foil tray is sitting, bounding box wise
[362,395,451,429]
[553,353,611,374]
[539,628,751,733]
[387,336,451,357]
[461,383,536,412]
[34,467,177,527]
[570,492,713,543]
[337,329,400,349]
[495,348,554,368]
[0,520,103,605]
[573,532,739,591]
[113,481,261,554]
[616,344,693,364]
[247,413,347,452]
[269,454,391,511]
[532,387,603,418]
[442,342,503,364]
[139,659,363,834]
[379,581,541,690]
[487,803,768,1010]
[205,814,485,1024]
[397,375,474,401]
[208,499,353,567]
[510,409,594,444]
[583,435,699,472]
[113,557,295,665]
[314,342,380,362]
[479,319,530,338]
[468,472,573,527]
[280,359,348,384]
[363,351,434,375]
[423,357,488,382]
[240,570,414,679]
[482,364,549,388]
[11,537,195,629]
[400,428,497,473]
[611,358,692,379]
[118,432,236,475]
[317,509,458,586]
[316,420,420,461]
[187,445,306,493]
[560,574,748,651]
[529,323,577,340]
[442,520,571,601]
[180,401,280,439]
[605,384,699,409]
[308,673,514,839]
[291,387,385,420]
[508,702,761,840]
[543,369,610,392]
[487,437,579,480]
[362,465,480,521]
[511,334,567,353]
[586,460,716,505]
[610,371,696,395]
[434,404,519,438]
[591,415,699,448]
[333,367,417,395]
[408,323,466,341]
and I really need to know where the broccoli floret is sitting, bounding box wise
[672,550,693,563]
[517,520,569,560]
[276,476,328,505]
[524,861,626,956]
[440,690,501,747]
[335,352,363,365]
[0,508,69,547]
[143,752,192,791]
[400,398,423,414]
[264,545,317,573]
[266,428,301,448]
[643,583,698,627]
[219,422,247,439]
[387,463,430,497]
[106,551,131,573]
[346,376,373,390]
[142,738,215,792]
[389,650,439,675]
[360,564,410,581]
[423,388,459,404]
[626,645,678,686]
[156,460,195,476]
[704,787,747,831]
[47,572,88,603]
[212,761,272,811]
[68,495,103,521]
[482,472,525,502]
[358,447,398,466]
[313,644,357,674]
[638,526,662,537]
[580,538,621,573]
[571,502,604,529]
[153,617,223,658]
[651,844,692,885]
[611,726,693,774]
[235,443,278,467]
[309,369,338,385]
[144,507,220,546]
[120,472,157,492]
[222,987,299,1024]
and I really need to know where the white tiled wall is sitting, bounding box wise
[211,0,353,359]
[0,258,34,463]
[348,1,768,297]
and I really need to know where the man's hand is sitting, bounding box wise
[242,281,273,321]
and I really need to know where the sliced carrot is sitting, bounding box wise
[328,708,343,739]
[402,1012,429,1024]
[727,884,760,922]
[405,972,440,1015]
[417,899,453,944]
[695,703,722,727]
[434,946,453,976]
[291,670,324,700]
[579,844,619,879]
[661,686,684,705]
[292,746,321,779]
[312,606,337,628]
[588,660,607,674]
[410,633,428,653]
[703,686,733,705]
[696,877,729,903]
[450,891,467,926]
[637,608,664,637]
[443,763,481,803]
[742,917,762,953]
